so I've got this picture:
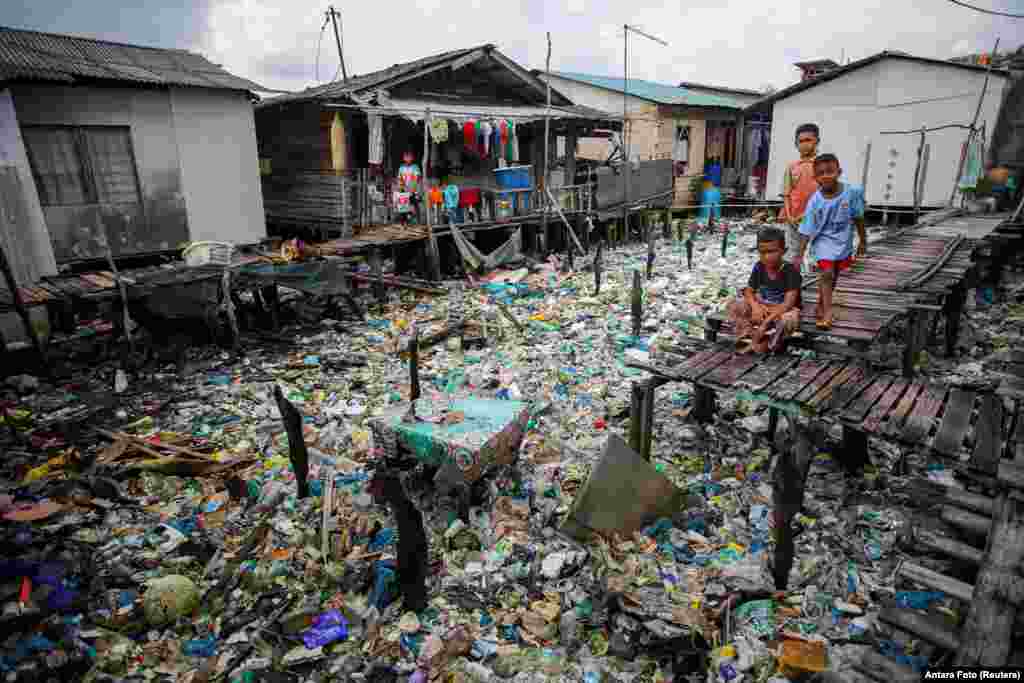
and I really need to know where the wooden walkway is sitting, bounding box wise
[707,213,1009,360]
[634,347,1023,479]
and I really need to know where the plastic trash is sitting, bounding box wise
[302,610,349,649]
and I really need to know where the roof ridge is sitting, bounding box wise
[0,24,196,55]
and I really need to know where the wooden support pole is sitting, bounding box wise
[897,561,974,603]
[273,385,310,499]
[902,306,929,377]
[409,326,421,402]
[221,268,239,350]
[772,420,818,590]
[838,424,869,476]
[853,650,920,683]
[720,224,730,258]
[641,380,656,461]
[693,384,716,424]
[631,270,642,337]
[664,206,672,240]
[261,284,280,330]
[940,504,991,536]
[956,494,1024,666]
[369,248,385,308]
[629,382,644,454]
[878,604,960,651]
[646,224,655,279]
[945,281,967,358]
[917,528,982,565]
[594,240,604,295]
[423,107,442,282]
[0,241,45,363]
[705,318,722,343]
[103,242,134,354]
[686,238,694,270]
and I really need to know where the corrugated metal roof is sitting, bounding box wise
[0,25,268,93]
[548,71,753,109]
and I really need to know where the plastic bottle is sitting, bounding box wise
[182,637,217,657]
[559,609,578,648]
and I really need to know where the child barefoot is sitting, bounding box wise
[794,154,867,330]
[780,124,821,266]
[727,227,802,353]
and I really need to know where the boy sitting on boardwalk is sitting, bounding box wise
[794,153,867,330]
[727,227,802,353]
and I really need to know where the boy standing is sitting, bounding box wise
[780,124,821,264]
[727,227,802,353]
[794,153,868,330]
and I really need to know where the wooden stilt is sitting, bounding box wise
[261,284,280,330]
[945,281,967,357]
[221,268,239,350]
[593,240,604,296]
[0,242,45,364]
[646,225,655,279]
[631,270,642,337]
[103,242,134,354]
[686,238,694,270]
[629,382,644,454]
[955,494,1024,666]
[640,380,657,461]
[369,248,385,309]
[838,424,869,475]
[693,384,716,423]
[772,420,818,590]
[902,307,926,377]
[409,327,421,402]
[273,385,310,499]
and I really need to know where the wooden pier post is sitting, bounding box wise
[408,327,421,402]
[369,247,386,308]
[631,270,642,337]
[274,386,310,499]
[594,241,604,295]
[944,281,968,357]
[686,237,694,270]
[772,420,820,590]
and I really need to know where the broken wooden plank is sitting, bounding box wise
[884,382,925,438]
[853,650,920,683]
[807,363,859,410]
[862,380,910,434]
[878,604,960,651]
[681,350,733,383]
[733,355,800,393]
[822,365,874,413]
[933,389,977,456]
[770,359,832,402]
[842,376,894,423]
[940,505,991,537]
[969,393,1004,476]
[793,361,846,405]
[897,560,974,603]
[955,495,1024,666]
[917,528,982,565]
[901,383,947,444]
[701,352,760,388]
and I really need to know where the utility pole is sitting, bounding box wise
[622,25,668,241]
[327,6,348,81]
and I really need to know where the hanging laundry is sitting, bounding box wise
[481,120,493,157]
[430,117,449,143]
[367,114,384,165]
[463,121,477,153]
[500,120,509,146]
[511,122,520,162]
[443,184,460,210]
[459,187,481,208]
[492,122,501,156]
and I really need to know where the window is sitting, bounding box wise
[22,126,141,206]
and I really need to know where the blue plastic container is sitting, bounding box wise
[495,166,532,212]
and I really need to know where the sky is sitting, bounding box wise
[2,0,1021,95]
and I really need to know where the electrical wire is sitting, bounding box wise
[945,0,1024,17]
[314,14,330,83]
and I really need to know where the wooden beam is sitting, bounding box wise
[878,604,960,651]
[941,505,991,536]
[956,495,1024,666]
[917,528,982,565]
[631,270,642,337]
[897,561,974,603]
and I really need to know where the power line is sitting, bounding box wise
[314,14,329,83]
[946,0,1024,18]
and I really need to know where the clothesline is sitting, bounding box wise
[323,102,613,125]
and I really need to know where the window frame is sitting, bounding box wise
[22,124,143,208]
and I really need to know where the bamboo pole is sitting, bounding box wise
[423,108,441,281]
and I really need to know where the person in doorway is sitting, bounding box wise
[397,151,422,224]
[794,153,868,330]
[727,227,802,353]
[780,123,821,265]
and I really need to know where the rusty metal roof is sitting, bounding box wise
[0,25,268,93]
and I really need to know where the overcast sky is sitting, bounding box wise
[2,0,1020,95]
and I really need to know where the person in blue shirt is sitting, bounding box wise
[794,153,867,330]
[727,227,802,353]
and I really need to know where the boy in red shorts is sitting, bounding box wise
[793,153,867,330]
